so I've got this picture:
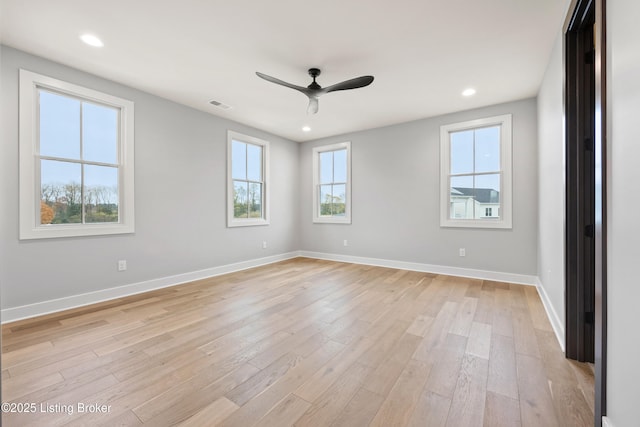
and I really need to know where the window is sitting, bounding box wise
[19,70,135,239]
[312,142,351,223]
[227,131,269,227]
[440,114,512,228]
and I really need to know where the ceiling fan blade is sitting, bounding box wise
[323,75,374,93]
[256,72,310,94]
[307,97,319,114]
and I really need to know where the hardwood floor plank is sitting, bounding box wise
[511,307,541,358]
[362,332,422,397]
[216,340,345,427]
[466,322,492,359]
[568,360,595,414]
[444,354,489,427]
[484,390,522,427]
[227,352,302,406]
[293,362,370,427]
[487,334,519,399]
[412,301,459,363]
[535,329,593,426]
[253,393,311,427]
[516,353,560,427]
[133,363,259,426]
[407,314,435,337]
[424,333,468,398]
[330,387,385,427]
[369,358,433,427]
[97,410,143,427]
[177,397,239,427]
[294,335,375,402]
[472,289,495,325]
[2,371,64,401]
[407,390,451,427]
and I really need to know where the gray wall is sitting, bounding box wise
[537,31,566,333]
[299,99,539,276]
[606,0,640,424]
[0,46,300,309]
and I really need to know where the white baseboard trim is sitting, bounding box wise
[535,277,565,352]
[1,250,549,326]
[298,251,538,286]
[602,416,614,427]
[1,252,299,324]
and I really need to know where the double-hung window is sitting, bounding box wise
[19,70,135,239]
[312,142,351,223]
[227,131,269,227]
[440,114,512,228]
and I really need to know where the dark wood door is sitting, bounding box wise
[565,0,607,424]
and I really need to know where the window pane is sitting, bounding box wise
[39,90,80,159]
[40,160,82,224]
[475,173,500,199]
[333,149,347,183]
[475,126,500,173]
[474,174,500,219]
[83,102,118,164]
[84,165,119,223]
[319,184,332,216]
[233,180,249,218]
[246,143,262,182]
[450,130,473,174]
[332,184,346,216]
[319,151,333,184]
[248,182,262,218]
[450,175,474,219]
[232,141,247,180]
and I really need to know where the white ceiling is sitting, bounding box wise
[1,0,568,142]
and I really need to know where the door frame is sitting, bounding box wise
[563,0,607,424]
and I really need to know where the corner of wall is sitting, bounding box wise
[535,277,565,352]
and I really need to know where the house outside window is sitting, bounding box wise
[227,131,269,227]
[19,70,135,240]
[312,142,351,224]
[440,114,512,228]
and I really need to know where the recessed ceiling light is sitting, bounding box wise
[302,126,311,132]
[80,34,104,47]
[462,88,476,97]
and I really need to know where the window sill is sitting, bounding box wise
[20,223,135,240]
[440,218,512,229]
[227,219,270,228]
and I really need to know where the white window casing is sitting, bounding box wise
[440,114,512,229]
[227,130,270,227]
[19,70,135,239]
[312,141,352,224]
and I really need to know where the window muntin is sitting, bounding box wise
[19,70,135,239]
[227,131,269,227]
[313,142,351,223]
[440,115,512,229]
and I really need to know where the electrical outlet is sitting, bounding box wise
[118,260,127,271]
[459,248,466,257]
[262,241,267,249]
[343,239,348,247]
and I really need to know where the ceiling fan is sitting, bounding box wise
[256,68,374,114]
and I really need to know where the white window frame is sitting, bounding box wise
[19,70,135,240]
[312,141,352,224]
[440,114,512,229]
[227,131,270,227]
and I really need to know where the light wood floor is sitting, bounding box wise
[1,258,594,426]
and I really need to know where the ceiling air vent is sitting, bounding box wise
[209,99,232,110]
